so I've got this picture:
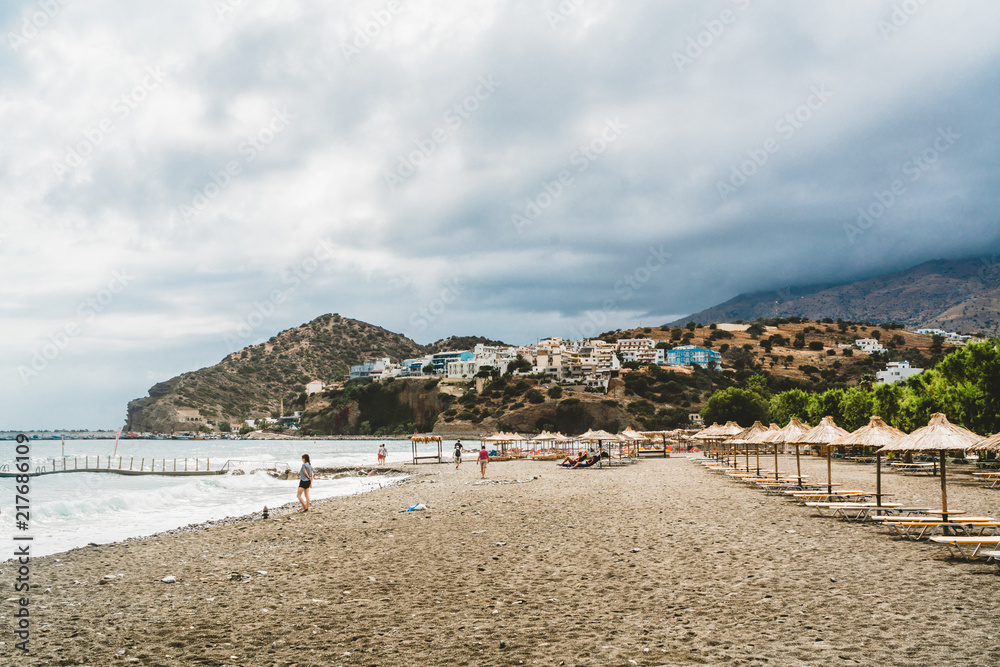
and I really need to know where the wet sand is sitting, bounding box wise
[5,454,1000,666]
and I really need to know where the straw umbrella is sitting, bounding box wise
[799,416,850,494]
[730,421,770,473]
[716,421,744,466]
[759,423,784,481]
[878,413,982,521]
[774,417,813,486]
[831,416,905,506]
[578,429,622,467]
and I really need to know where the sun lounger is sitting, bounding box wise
[887,520,999,540]
[928,536,1000,559]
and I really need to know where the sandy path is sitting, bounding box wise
[4,454,999,666]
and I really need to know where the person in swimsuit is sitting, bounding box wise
[454,440,463,469]
[297,454,313,512]
[377,444,387,465]
[477,444,489,478]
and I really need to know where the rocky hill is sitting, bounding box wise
[127,314,431,433]
[672,256,1000,335]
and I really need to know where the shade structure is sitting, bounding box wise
[758,423,784,480]
[718,421,746,465]
[774,417,813,486]
[482,431,527,456]
[409,434,443,464]
[729,421,770,472]
[799,416,850,493]
[577,429,621,467]
[832,416,906,506]
[970,431,1000,454]
[743,422,776,475]
[877,413,982,520]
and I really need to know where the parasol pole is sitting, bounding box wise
[826,444,833,495]
[939,449,948,522]
[754,440,760,475]
[773,441,779,481]
[795,443,802,488]
[875,450,882,507]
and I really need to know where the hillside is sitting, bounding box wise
[672,256,1000,335]
[126,314,428,433]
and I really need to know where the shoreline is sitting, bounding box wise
[7,455,999,665]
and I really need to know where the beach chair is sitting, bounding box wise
[928,536,1000,559]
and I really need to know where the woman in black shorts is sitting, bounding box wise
[297,454,314,512]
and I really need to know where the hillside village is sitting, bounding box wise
[124,315,975,438]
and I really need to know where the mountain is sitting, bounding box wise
[672,256,1000,334]
[126,314,430,433]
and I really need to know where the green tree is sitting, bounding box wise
[769,389,810,426]
[806,388,846,426]
[700,387,770,427]
[839,386,875,431]
[547,385,563,399]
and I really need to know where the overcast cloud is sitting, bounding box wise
[2,0,999,429]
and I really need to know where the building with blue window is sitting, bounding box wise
[430,350,474,374]
[665,345,721,368]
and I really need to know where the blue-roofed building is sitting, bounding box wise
[665,345,721,368]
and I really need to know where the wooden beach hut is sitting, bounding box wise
[878,413,982,521]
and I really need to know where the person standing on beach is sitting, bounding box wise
[297,454,313,512]
[454,440,463,469]
[477,444,489,478]
[377,443,387,465]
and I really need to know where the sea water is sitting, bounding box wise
[0,438,453,557]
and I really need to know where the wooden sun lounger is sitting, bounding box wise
[980,550,1000,567]
[971,472,1000,489]
[803,501,881,517]
[928,536,1000,559]
[887,520,1000,540]
[831,503,903,520]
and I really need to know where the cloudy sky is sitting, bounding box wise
[2,1,999,430]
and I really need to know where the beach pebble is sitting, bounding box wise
[830,577,837,582]
[161,576,177,584]
[496,542,506,547]
[630,548,641,553]
[257,570,267,575]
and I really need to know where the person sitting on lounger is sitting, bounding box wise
[559,452,588,467]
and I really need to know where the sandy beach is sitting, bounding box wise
[6,454,1000,666]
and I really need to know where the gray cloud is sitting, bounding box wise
[2,0,1000,428]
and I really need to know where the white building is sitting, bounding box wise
[876,361,924,384]
[916,328,971,341]
[305,380,326,395]
[855,338,886,354]
[620,347,665,365]
[616,338,656,354]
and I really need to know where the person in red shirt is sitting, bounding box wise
[477,444,490,478]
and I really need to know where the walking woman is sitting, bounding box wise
[477,444,490,479]
[297,454,314,512]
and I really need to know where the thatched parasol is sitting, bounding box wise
[878,413,982,520]
[773,417,812,486]
[969,431,1000,454]
[799,416,850,494]
[730,421,770,472]
[758,423,784,481]
[577,429,621,467]
[832,416,905,506]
